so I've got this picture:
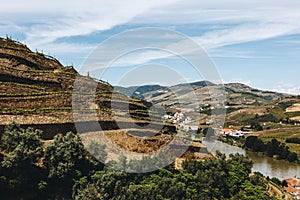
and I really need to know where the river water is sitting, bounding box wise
[203,139,300,180]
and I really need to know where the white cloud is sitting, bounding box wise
[0,0,182,68]
[195,22,300,49]
[3,1,300,47]
[111,50,170,67]
[208,48,256,59]
[0,0,179,63]
[0,0,177,45]
[134,0,300,25]
[271,83,300,95]
[134,1,300,49]
[2,0,300,69]
[91,0,300,66]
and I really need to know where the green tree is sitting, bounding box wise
[1,123,43,168]
[250,121,263,131]
[44,132,86,179]
[72,177,102,200]
[227,153,253,195]
[266,139,279,157]
[74,183,101,200]
[91,168,129,199]
[233,180,275,200]
[0,123,44,197]
[44,132,89,198]
[244,136,266,152]
[287,152,298,162]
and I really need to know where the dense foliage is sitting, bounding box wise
[286,137,300,144]
[72,152,275,200]
[245,136,298,162]
[0,123,279,199]
[0,123,102,199]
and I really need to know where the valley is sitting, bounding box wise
[0,37,299,199]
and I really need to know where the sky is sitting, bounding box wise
[1,0,300,94]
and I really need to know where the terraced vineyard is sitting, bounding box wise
[0,37,172,144]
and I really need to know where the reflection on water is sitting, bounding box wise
[203,139,300,180]
[247,151,300,180]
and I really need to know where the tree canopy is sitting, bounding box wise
[0,123,282,199]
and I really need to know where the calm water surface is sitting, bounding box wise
[203,139,300,180]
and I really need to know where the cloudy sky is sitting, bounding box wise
[1,0,300,94]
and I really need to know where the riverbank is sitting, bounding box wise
[253,127,300,155]
[203,139,300,180]
[219,134,300,164]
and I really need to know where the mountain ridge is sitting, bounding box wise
[115,80,293,100]
[115,80,300,129]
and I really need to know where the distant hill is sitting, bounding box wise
[114,84,166,99]
[115,81,300,128]
[225,83,289,100]
[115,81,291,103]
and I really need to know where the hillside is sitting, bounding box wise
[0,37,173,144]
[1,36,299,156]
[115,81,300,129]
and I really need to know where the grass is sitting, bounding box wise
[0,81,45,91]
[0,91,113,98]
[0,107,114,114]
[0,43,30,52]
[268,107,287,119]
[0,64,75,76]
[262,122,292,130]
[286,111,300,118]
[256,127,300,155]
[0,38,64,66]
[0,91,70,98]
[229,112,255,122]
[0,107,73,114]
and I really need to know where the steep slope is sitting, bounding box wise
[0,37,110,123]
[0,37,171,141]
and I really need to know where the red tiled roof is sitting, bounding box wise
[284,186,297,193]
[284,178,300,195]
[222,129,236,133]
[286,178,300,187]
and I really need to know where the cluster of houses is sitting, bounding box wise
[217,128,250,137]
[163,112,252,137]
[163,112,198,131]
[284,177,300,199]
[163,112,184,124]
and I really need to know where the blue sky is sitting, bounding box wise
[1,0,300,94]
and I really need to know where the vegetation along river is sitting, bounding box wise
[203,139,300,180]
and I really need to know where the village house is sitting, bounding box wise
[219,128,250,137]
[284,177,300,199]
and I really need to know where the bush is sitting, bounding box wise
[286,137,300,144]
[245,137,298,162]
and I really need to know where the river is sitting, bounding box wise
[203,139,300,180]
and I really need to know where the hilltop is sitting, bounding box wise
[0,37,112,126]
[0,37,173,145]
